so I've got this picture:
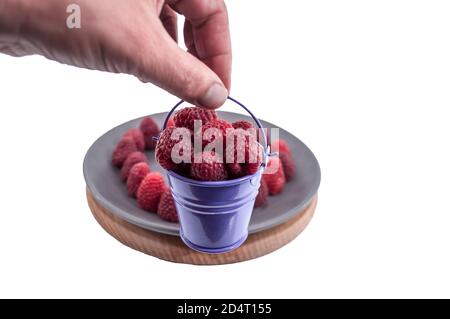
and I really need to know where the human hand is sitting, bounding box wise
[0,0,231,109]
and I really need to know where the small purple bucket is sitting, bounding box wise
[161,97,269,254]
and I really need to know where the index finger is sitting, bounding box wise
[168,0,232,90]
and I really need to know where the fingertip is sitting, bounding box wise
[197,83,228,109]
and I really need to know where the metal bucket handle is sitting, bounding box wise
[162,96,271,167]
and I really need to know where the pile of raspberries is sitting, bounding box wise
[155,107,297,207]
[111,107,297,222]
[155,106,265,181]
[111,116,178,223]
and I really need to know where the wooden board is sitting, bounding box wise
[87,190,317,265]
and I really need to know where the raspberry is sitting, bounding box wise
[272,139,292,157]
[227,162,244,177]
[232,120,254,130]
[173,107,217,131]
[225,129,263,176]
[166,118,175,128]
[263,157,286,195]
[121,151,148,181]
[157,189,179,222]
[123,128,145,151]
[245,141,263,175]
[198,119,233,148]
[126,162,150,197]
[140,116,160,150]
[155,127,192,171]
[191,151,228,181]
[232,120,267,143]
[225,130,244,177]
[279,152,296,181]
[137,172,166,212]
[112,136,139,167]
[254,179,269,207]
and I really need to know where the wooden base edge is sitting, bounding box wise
[86,190,317,265]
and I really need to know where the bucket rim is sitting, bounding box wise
[167,167,263,187]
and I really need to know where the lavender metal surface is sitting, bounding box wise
[168,170,262,253]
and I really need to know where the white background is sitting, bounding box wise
[1,0,449,298]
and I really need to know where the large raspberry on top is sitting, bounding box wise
[173,107,217,131]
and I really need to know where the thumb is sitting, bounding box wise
[134,22,228,109]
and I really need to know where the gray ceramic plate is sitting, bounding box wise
[83,111,321,236]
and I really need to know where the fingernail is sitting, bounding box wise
[198,83,228,109]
